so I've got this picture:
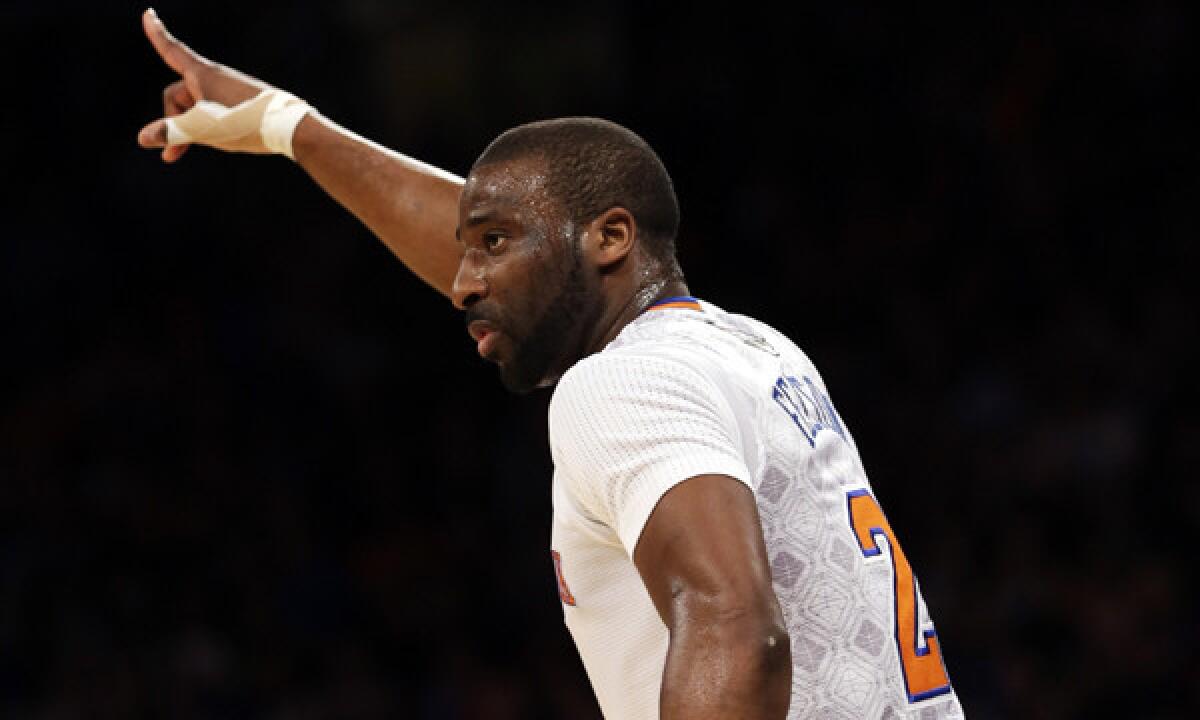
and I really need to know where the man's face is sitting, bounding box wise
[453,157,600,393]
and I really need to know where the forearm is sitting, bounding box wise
[660,618,791,719]
[291,112,464,298]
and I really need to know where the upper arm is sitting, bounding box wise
[549,352,752,549]
[633,473,782,633]
[551,352,792,716]
[634,473,792,720]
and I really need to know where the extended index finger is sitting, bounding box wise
[141,8,205,76]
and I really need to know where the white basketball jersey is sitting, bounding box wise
[547,298,964,719]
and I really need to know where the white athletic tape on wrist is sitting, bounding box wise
[164,89,311,159]
[260,92,311,159]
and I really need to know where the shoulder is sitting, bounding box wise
[547,346,739,464]
[550,346,719,422]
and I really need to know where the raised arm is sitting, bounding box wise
[136,9,464,297]
[634,474,792,719]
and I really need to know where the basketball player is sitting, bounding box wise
[136,9,965,718]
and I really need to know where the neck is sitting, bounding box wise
[581,274,690,357]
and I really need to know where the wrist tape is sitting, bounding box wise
[165,88,311,159]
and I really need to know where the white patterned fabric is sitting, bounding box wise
[548,300,964,719]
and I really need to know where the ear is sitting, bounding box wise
[582,207,636,271]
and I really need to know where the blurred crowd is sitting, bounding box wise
[2,2,1196,718]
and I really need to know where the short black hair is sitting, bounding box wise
[472,117,681,260]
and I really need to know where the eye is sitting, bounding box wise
[483,232,507,253]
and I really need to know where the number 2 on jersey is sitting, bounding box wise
[846,489,952,703]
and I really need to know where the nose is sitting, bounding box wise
[451,250,487,310]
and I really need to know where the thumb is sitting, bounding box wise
[137,118,168,148]
[137,118,190,163]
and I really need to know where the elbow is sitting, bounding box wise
[714,602,791,673]
[735,607,793,699]
[700,605,792,679]
[761,622,791,680]
[718,615,794,712]
[662,604,793,716]
[750,620,792,715]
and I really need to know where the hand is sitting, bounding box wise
[137,8,272,162]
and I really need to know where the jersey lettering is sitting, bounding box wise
[772,375,845,446]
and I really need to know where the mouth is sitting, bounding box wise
[467,319,502,359]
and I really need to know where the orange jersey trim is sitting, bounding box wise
[647,296,702,312]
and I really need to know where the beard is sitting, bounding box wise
[497,251,595,394]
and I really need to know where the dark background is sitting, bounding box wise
[3,1,1197,718]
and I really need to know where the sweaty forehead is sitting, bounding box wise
[460,157,553,217]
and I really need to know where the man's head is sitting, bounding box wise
[453,117,681,393]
